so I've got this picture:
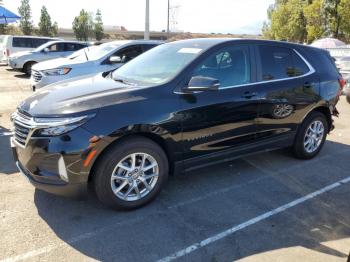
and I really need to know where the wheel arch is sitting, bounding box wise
[88,131,175,182]
[302,105,333,133]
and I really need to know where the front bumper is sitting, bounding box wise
[15,160,87,197]
[8,59,23,70]
[10,125,97,197]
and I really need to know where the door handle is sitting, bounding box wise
[241,91,258,99]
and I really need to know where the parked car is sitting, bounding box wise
[30,40,162,90]
[0,35,60,64]
[11,39,343,210]
[8,40,89,75]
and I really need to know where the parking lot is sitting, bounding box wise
[0,64,350,262]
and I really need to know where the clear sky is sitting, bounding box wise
[2,0,274,34]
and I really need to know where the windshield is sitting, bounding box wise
[112,42,205,85]
[72,43,120,61]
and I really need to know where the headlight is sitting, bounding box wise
[42,67,71,76]
[34,114,94,136]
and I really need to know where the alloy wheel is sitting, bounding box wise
[303,120,325,153]
[110,153,159,201]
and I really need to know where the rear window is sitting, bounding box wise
[12,37,52,48]
[258,45,310,81]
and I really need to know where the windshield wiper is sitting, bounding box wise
[83,48,89,61]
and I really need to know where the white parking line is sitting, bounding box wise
[0,132,13,137]
[157,176,350,262]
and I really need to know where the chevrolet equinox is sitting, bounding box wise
[11,39,343,209]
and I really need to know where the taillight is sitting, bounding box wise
[338,77,346,96]
[339,78,346,89]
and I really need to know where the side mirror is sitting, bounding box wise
[43,48,50,53]
[109,56,122,64]
[183,76,220,92]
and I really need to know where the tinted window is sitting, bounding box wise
[292,52,310,76]
[12,37,32,48]
[32,38,50,47]
[258,46,310,81]
[65,43,85,51]
[115,45,143,63]
[142,44,157,52]
[192,46,251,88]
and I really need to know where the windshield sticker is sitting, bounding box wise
[178,48,202,54]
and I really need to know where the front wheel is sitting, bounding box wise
[23,61,36,76]
[93,137,169,210]
[293,111,328,159]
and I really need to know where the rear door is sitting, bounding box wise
[179,43,261,167]
[254,44,319,143]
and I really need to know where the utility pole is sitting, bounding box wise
[145,0,150,40]
[167,0,170,39]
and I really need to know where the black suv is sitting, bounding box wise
[11,39,344,209]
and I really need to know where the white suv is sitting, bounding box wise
[8,40,88,75]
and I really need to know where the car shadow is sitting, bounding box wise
[33,140,350,261]
[5,68,30,79]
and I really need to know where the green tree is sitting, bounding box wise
[324,0,341,37]
[94,9,104,41]
[72,9,94,41]
[268,0,307,42]
[18,0,33,35]
[339,0,350,41]
[304,0,326,43]
[38,6,58,36]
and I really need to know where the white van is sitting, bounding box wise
[0,35,61,63]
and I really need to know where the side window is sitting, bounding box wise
[258,45,310,81]
[292,52,310,76]
[65,43,79,51]
[12,37,32,48]
[142,44,157,52]
[47,43,65,52]
[115,45,143,63]
[191,46,251,88]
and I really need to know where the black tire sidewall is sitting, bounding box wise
[93,138,168,210]
[294,112,328,159]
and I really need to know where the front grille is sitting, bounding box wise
[31,70,42,82]
[12,111,34,147]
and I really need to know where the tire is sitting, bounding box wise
[293,111,328,160]
[23,62,35,76]
[93,137,169,210]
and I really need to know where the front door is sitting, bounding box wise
[178,44,260,169]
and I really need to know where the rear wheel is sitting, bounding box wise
[93,137,169,210]
[293,111,328,159]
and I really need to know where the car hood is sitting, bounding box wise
[18,73,146,116]
[32,57,89,71]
